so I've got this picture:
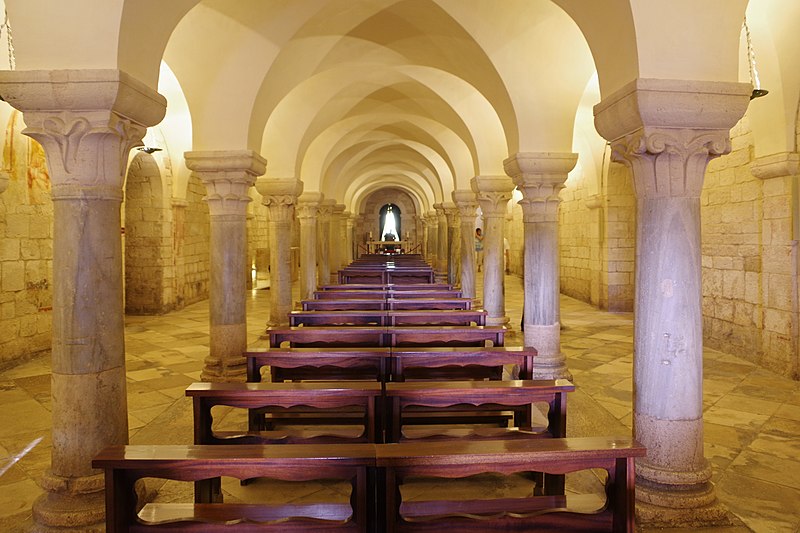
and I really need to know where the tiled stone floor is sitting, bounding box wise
[1,273,799,532]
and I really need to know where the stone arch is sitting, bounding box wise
[124,152,172,314]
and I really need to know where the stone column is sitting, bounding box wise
[317,199,334,285]
[344,212,355,265]
[330,203,345,274]
[353,214,365,258]
[185,151,265,381]
[0,70,165,532]
[433,203,448,276]
[595,78,750,526]
[0,170,8,194]
[425,212,438,265]
[256,178,303,328]
[453,191,478,300]
[420,216,429,261]
[505,153,577,379]
[472,176,514,326]
[295,192,322,303]
[442,202,460,285]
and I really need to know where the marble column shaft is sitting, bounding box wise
[453,192,478,300]
[186,151,265,382]
[595,78,750,525]
[433,204,448,275]
[344,212,355,265]
[505,153,576,379]
[443,203,460,285]
[330,203,345,273]
[425,211,438,267]
[296,192,322,302]
[258,178,303,328]
[317,199,334,285]
[472,176,514,326]
[0,69,166,531]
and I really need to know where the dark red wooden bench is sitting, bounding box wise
[301,297,472,311]
[377,436,645,532]
[313,289,463,300]
[391,345,536,381]
[92,443,376,532]
[245,347,390,383]
[185,381,384,445]
[266,325,504,349]
[288,309,487,327]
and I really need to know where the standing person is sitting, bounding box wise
[474,228,484,272]
[504,237,510,274]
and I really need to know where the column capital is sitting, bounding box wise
[452,189,478,217]
[751,152,800,180]
[296,191,323,221]
[504,152,577,223]
[0,69,167,197]
[332,203,346,216]
[256,177,303,224]
[186,150,267,217]
[471,175,514,217]
[594,78,750,199]
[442,201,459,226]
[318,198,336,221]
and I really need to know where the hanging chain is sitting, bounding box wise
[1,8,15,70]
[743,17,760,92]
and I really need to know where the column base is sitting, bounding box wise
[486,315,509,327]
[524,323,570,379]
[32,472,105,532]
[636,482,732,528]
[200,355,247,382]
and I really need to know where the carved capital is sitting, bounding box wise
[296,191,323,222]
[186,151,266,217]
[504,152,575,222]
[0,70,166,193]
[442,202,459,227]
[611,128,731,198]
[471,175,514,217]
[263,195,297,224]
[593,78,750,199]
[452,189,478,220]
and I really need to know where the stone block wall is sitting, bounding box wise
[247,194,271,289]
[701,116,765,367]
[175,173,210,306]
[559,174,598,304]
[0,133,53,368]
[601,162,636,312]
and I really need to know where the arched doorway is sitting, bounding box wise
[379,204,401,240]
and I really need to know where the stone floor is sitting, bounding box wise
[1,273,799,532]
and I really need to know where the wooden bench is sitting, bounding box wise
[93,443,376,532]
[338,267,435,285]
[288,310,487,327]
[377,436,645,532]
[301,297,472,311]
[383,379,573,443]
[313,289,463,300]
[318,283,452,291]
[391,345,537,381]
[245,347,391,383]
[185,382,384,444]
[267,325,504,349]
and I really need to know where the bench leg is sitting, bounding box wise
[195,477,222,504]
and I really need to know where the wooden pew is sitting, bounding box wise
[383,379,573,442]
[93,443,376,532]
[267,325,504,349]
[186,381,384,444]
[318,283,452,291]
[287,309,487,327]
[387,297,472,310]
[313,289,463,300]
[302,299,388,311]
[301,297,473,311]
[391,345,537,381]
[245,347,390,383]
[377,436,646,532]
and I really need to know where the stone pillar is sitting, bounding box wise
[420,217,429,261]
[354,214,365,259]
[256,178,303,328]
[344,212,355,265]
[0,170,8,195]
[442,202,460,285]
[296,192,322,303]
[433,203,448,275]
[472,176,514,326]
[505,153,577,379]
[453,191,478,300]
[595,78,750,526]
[425,211,438,267]
[185,151,265,381]
[317,199,335,285]
[330,203,345,274]
[0,70,165,532]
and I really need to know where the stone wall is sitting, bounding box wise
[0,128,53,368]
[175,173,210,306]
[601,162,636,312]
[247,194,271,289]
